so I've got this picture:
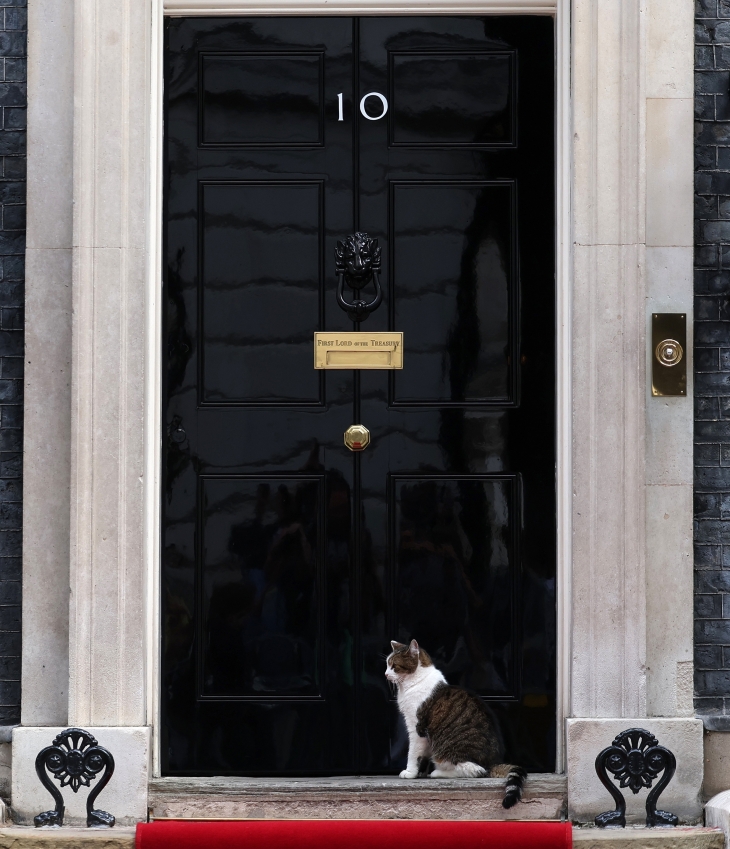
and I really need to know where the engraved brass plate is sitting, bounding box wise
[314,332,403,369]
[651,313,687,397]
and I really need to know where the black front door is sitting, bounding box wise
[162,15,555,776]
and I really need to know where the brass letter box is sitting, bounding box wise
[314,332,403,369]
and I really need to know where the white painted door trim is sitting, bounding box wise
[165,0,556,13]
[145,0,572,778]
[147,0,166,782]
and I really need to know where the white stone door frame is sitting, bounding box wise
[18,0,697,819]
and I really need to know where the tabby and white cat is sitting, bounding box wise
[386,639,526,809]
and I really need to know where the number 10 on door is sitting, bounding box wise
[337,93,389,122]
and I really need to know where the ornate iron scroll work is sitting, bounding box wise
[34,728,115,828]
[595,728,678,828]
[335,232,383,323]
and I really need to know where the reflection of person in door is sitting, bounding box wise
[262,484,314,637]
[396,479,510,694]
[206,577,258,693]
[208,479,318,697]
[397,481,468,648]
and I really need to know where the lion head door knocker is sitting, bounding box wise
[34,728,115,827]
[595,728,678,828]
[335,232,383,323]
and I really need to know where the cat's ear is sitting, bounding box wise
[409,639,420,656]
[391,640,404,651]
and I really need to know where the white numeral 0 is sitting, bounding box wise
[359,92,388,121]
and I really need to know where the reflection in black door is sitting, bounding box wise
[162,16,555,776]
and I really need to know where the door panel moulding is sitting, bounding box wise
[164,0,556,14]
[148,0,571,776]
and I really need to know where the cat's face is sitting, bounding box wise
[385,639,431,683]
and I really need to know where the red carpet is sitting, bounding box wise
[136,819,572,849]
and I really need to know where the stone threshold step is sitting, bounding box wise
[148,773,567,820]
[0,828,136,848]
[0,826,721,849]
[573,828,724,849]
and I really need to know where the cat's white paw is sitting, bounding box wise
[429,769,452,778]
[399,769,418,779]
[453,761,487,778]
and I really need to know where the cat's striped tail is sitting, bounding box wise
[502,765,527,809]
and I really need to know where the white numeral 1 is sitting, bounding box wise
[337,92,344,121]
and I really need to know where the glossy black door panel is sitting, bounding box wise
[389,52,514,147]
[163,15,555,776]
[200,52,324,147]
[389,181,515,405]
[200,181,324,405]
[200,475,325,699]
[392,475,518,697]
[164,16,356,776]
[350,15,554,773]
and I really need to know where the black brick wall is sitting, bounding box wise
[0,0,24,726]
[695,0,730,714]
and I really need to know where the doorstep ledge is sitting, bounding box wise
[149,773,567,820]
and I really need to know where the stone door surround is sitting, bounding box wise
[17,0,697,825]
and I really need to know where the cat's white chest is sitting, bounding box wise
[396,667,446,730]
[396,689,419,729]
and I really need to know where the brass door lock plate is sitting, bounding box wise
[651,313,686,397]
[344,424,370,452]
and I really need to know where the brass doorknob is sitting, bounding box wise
[344,424,370,451]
